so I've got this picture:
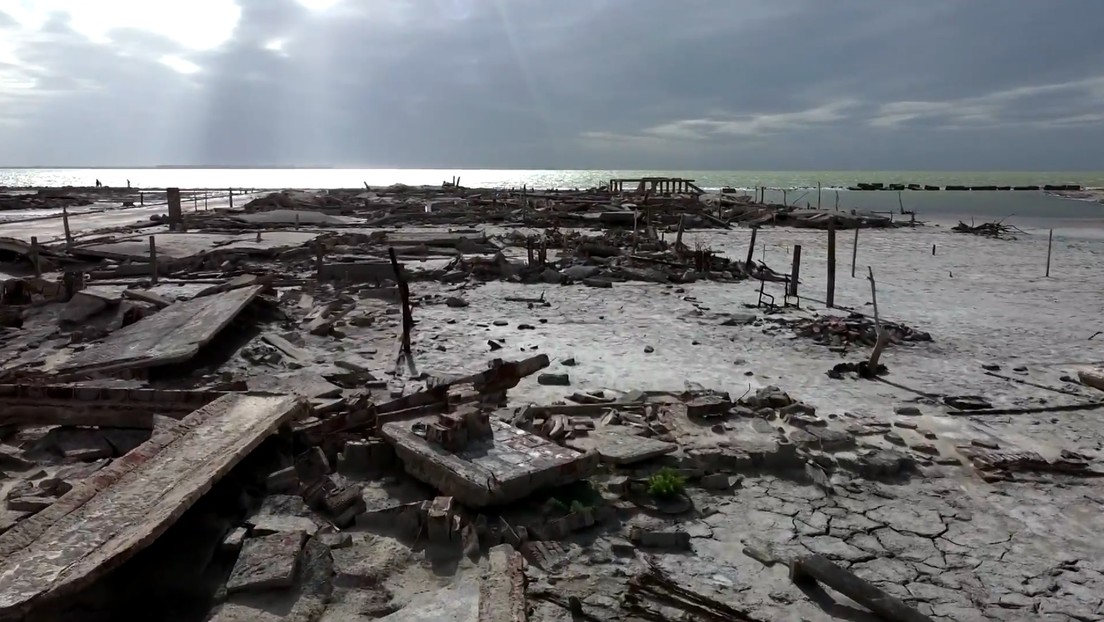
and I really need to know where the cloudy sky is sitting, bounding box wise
[1,0,1103,169]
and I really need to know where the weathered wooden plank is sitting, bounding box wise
[58,285,263,374]
[0,385,226,428]
[0,393,305,619]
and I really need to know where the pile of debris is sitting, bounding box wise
[775,312,932,349]
[0,190,93,211]
[952,219,1023,240]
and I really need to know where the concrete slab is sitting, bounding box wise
[0,394,304,618]
[246,371,342,399]
[564,429,678,464]
[58,285,263,374]
[377,580,480,621]
[381,418,598,507]
[74,231,321,262]
[233,209,358,226]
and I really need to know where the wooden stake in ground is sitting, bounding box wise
[817,181,822,210]
[675,214,685,255]
[389,247,413,359]
[148,236,158,285]
[1046,228,1053,277]
[826,222,836,307]
[62,207,72,249]
[851,227,859,278]
[791,554,934,622]
[746,226,759,270]
[866,266,890,375]
[789,245,801,297]
[29,236,41,278]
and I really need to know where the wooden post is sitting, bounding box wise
[193,193,198,211]
[867,267,889,376]
[229,188,233,210]
[389,247,413,357]
[932,244,936,255]
[835,190,840,211]
[851,227,859,278]
[817,181,822,210]
[675,214,685,254]
[139,191,144,206]
[791,555,934,622]
[745,226,758,268]
[62,207,72,249]
[1046,229,1053,277]
[789,245,801,297]
[166,188,182,231]
[826,221,836,308]
[29,236,41,278]
[148,236,158,284]
[295,213,300,230]
[632,210,639,254]
[782,189,788,206]
[204,192,208,210]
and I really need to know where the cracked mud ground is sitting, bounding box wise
[529,475,1104,622]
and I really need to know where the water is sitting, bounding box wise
[2,168,1103,192]
[1,168,1101,232]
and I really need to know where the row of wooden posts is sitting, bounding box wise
[762,222,1058,307]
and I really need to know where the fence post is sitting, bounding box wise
[149,236,158,284]
[789,245,802,297]
[229,188,234,210]
[827,221,837,308]
[851,227,859,278]
[30,236,41,278]
[1046,229,1054,277]
[62,207,73,249]
[745,226,759,268]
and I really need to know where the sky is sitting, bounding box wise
[1,0,1104,170]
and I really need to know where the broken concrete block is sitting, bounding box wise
[0,446,32,471]
[686,395,732,418]
[318,532,352,550]
[607,476,630,495]
[700,473,739,491]
[222,526,248,552]
[583,277,613,288]
[445,296,468,308]
[7,496,54,513]
[779,402,817,418]
[610,538,636,557]
[226,531,306,593]
[266,466,299,493]
[537,373,570,386]
[427,496,455,546]
[628,527,691,550]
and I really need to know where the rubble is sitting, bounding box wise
[0,181,1096,622]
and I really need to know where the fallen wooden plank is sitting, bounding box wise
[122,289,173,309]
[261,333,312,364]
[948,401,1104,417]
[0,393,305,619]
[790,554,933,622]
[57,285,264,375]
[0,385,226,428]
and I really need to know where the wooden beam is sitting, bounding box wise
[791,554,934,622]
[0,394,305,618]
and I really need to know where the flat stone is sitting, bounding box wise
[895,405,922,416]
[628,527,691,550]
[221,527,247,552]
[226,531,306,593]
[565,430,677,465]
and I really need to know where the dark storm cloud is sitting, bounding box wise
[2,0,1104,168]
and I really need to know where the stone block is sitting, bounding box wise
[700,473,738,491]
[686,396,732,418]
[226,531,306,593]
[628,527,691,550]
[537,373,571,386]
[222,526,247,552]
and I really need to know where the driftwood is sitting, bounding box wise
[790,554,934,622]
[952,219,1024,240]
[866,267,889,376]
[625,560,767,621]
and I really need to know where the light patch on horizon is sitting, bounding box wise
[263,38,288,56]
[0,0,242,50]
[160,55,201,74]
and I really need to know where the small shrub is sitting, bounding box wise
[569,500,588,514]
[647,468,686,499]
